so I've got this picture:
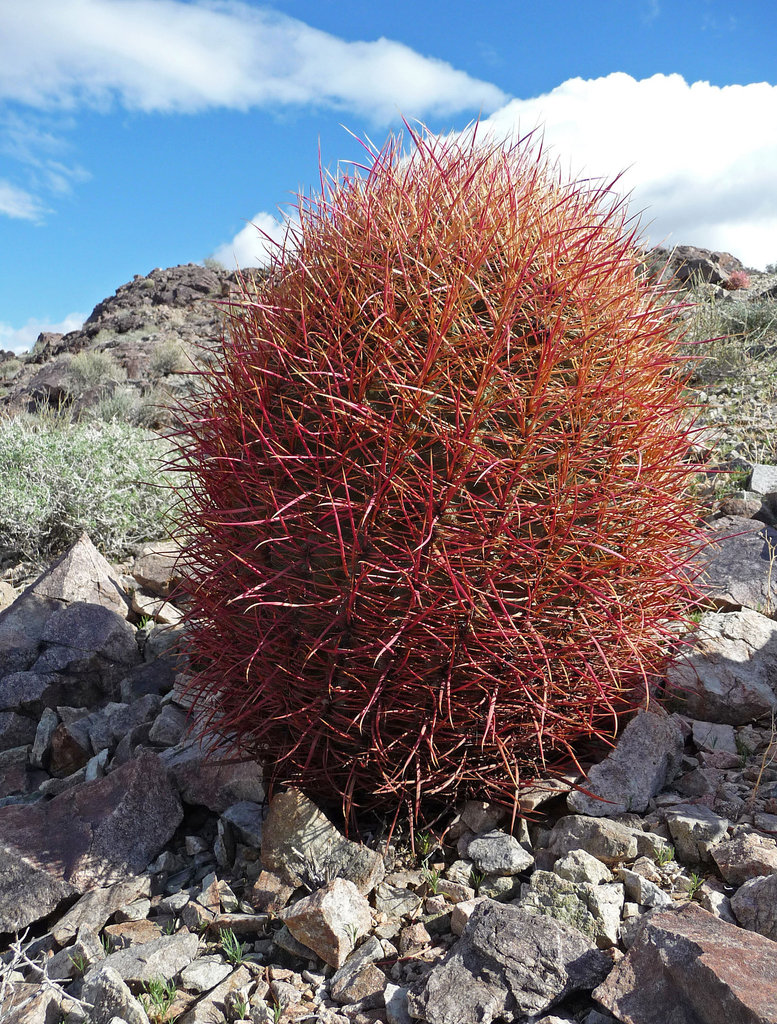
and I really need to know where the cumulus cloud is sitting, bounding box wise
[0,0,506,121]
[0,312,85,354]
[480,73,777,269]
[211,211,292,269]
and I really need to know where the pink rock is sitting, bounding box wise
[593,902,777,1024]
[282,878,372,968]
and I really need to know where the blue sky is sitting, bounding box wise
[2,0,777,353]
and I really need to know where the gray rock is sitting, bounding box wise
[0,750,181,930]
[31,533,131,619]
[407,900,611,1024]
[691,720,738,754]
[375,883,423,920]
[87,695,161,755]
[159,736,264,813]
[132,541,183,598]
[148,703,188,746]
[221,801,265,848]
[617,867,673,909]
[82,964,151,1024]
[730,873,777,940]
[666,608,777,724]
[30,707,59,768]
[568,710,684,816]
[99,931,200,984]
[594,902,777,1024]
[37,600,140,681]
[548,815,638,866]
[696,515,777,614]
[179,954,233,993]
[750,464,777,495]
[177,965,253,1024]
[664,803,729,864]
[554,849,614,886]
[711,832,777,886]
[518,870,623,948]
[261,789,384,895]
[466,830,534,876]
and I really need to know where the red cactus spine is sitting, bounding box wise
[171,127,704,818]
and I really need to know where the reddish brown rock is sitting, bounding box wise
[593,902,777,1024]
[0,750,182,931]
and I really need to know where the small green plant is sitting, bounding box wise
[68,952,87,975]
[162,919,176,935]
[415,831,436,863]
[139,977,177,1023]
[422,865,442,895]
[655,845,675,866]
[469,869,485,893]
[232,993,249,1020]
[687,872,704,899]
[100,934,113,955]
[219,928,246,966]
[271,1003,283,1024]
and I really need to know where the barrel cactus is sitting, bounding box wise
[173,128,702,819]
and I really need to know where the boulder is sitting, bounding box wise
[593,902,777,1024]
[568,710,684,816]
[407,900,611,1024]
[697,516,777,613]
[0,750,181,931]
[261,789,385,895]
[281,878,372,968]
[665,608,777,724]
[730,873,777,941]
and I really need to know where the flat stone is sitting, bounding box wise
[104,919,164,948]
[180,955,233,993]
[750,464,777,494]
[148,703,188,746]
[466,830,534,876]
[568,710,684,816]
[159,736,264,813]
[518,871,623,948]
[99,931,200,984]
[617,868,673,909]
[374,883,423,920]
[695,516,777,614]
[261,789,384,895]
[221,800,265,848]
[247,869,295,914]
[664,804,729,864]
[594,902,777,1024]
[691,720,738,754]
[407,900,611,1024]
[554,850,614,886]
[177,965,253,1024]
[0,750,181,931]
[281,878,372,968]
[133,540,183,598]
[53,875,153,945]
[666,608,777,724]
[548,815,638,866]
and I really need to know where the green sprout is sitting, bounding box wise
[219,927,246,966]
[687,872,704,899]
[422,865,442,895]
[139,977,177,1023]
[655,845,675,866]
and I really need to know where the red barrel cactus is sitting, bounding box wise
[172,128,703,820]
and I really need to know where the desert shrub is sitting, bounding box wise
[0,417,178,564]
[172,129,705,818]
[67,349,126,390]
[681,290,777,386]
[149,339,188,378]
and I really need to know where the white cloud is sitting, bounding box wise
[0,312,85,355]
[211,211,292,269]
[0,178,47,220]
[480,73,777,269]
[0,0,507,121]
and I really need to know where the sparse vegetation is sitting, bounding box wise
[0,416,180,565]
[149,339,188,379]
[67,349,126,389]
[219,927,246,966]
[139,977,178,1023]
